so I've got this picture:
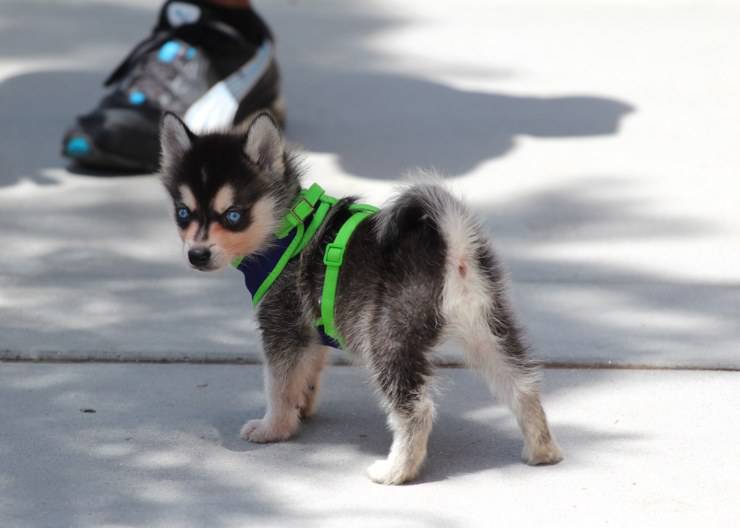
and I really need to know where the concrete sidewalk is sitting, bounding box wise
[2,2,739,527]
[1,363,738,527]
[1,0,739,367]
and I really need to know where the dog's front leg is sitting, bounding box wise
[240,354,305,443]
[299,344,329,419]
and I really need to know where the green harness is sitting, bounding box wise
[231,183,378,345]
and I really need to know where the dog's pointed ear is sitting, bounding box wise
[244,112,284,174]
[160,112,194,174]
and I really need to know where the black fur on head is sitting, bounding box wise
[158,112,302,270]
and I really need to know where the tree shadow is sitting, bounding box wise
[471,177,738,369]
[0,0,632,186]
[2,174,737,368]
[0,0,155,185]
[268,1,633,179]
[0,70,125,187]
[283,67,633,180]
[0,0,735,525]
[0,2,680,370]
[0,1,152,61]
[0,363,639,527]
[214,366,642,486]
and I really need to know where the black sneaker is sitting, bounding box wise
[62,0,283,173]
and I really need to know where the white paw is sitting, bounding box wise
[523,441,564,466]
[239,418,296,443]
[366,459,417,485]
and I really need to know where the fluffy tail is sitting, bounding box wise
[375,182,498,329]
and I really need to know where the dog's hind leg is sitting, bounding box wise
[460,311,563,466]
[432,193,563,466]
[367,386,436,485]
[446,249,563,466]
[362,339,437,485]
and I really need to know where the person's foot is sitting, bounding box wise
[62,0,283,173]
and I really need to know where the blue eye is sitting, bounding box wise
[225,210,242,225]
[177,207,190,220]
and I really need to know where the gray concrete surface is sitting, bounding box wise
[2,3,739,526]
[1,0,739,366]
[1,363,738,527]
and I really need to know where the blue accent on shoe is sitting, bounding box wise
[66,137,90,156]
[185,47,197,60]
[158,41,181,63]
[128,90,147,105]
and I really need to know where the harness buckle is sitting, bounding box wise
[323,243,345,267]
[289,197,314,224]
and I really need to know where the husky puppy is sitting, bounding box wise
[159,111,563,484]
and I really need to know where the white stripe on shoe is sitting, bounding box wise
[184,40,273,133]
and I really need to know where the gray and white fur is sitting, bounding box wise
[159,111,563,485]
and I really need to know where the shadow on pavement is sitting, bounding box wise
[2,174,736,367]
[0,364,638,526]
[0,0,632,186]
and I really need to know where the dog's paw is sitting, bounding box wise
[522,441,564,466]
[366,459,417,485]
[239,419,296,443]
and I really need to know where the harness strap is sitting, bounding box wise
[233,183,378,346]
[250,221,303,305]
[318,208,376,344]
[247,183,332,305]
[297,196,336,254]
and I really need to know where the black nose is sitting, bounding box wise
[188,247,211,267]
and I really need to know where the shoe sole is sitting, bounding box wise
[63,95,286,174]
[62,130,159,173]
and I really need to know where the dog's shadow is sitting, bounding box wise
[211,369,637,484]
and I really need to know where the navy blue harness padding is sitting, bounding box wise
[235,230,343,350]
[318,328,342,349]
[236,233,295,298]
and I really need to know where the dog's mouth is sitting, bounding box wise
[190,263,220,272]
[189,257,227,272]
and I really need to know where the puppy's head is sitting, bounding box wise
[159,112,285,271]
